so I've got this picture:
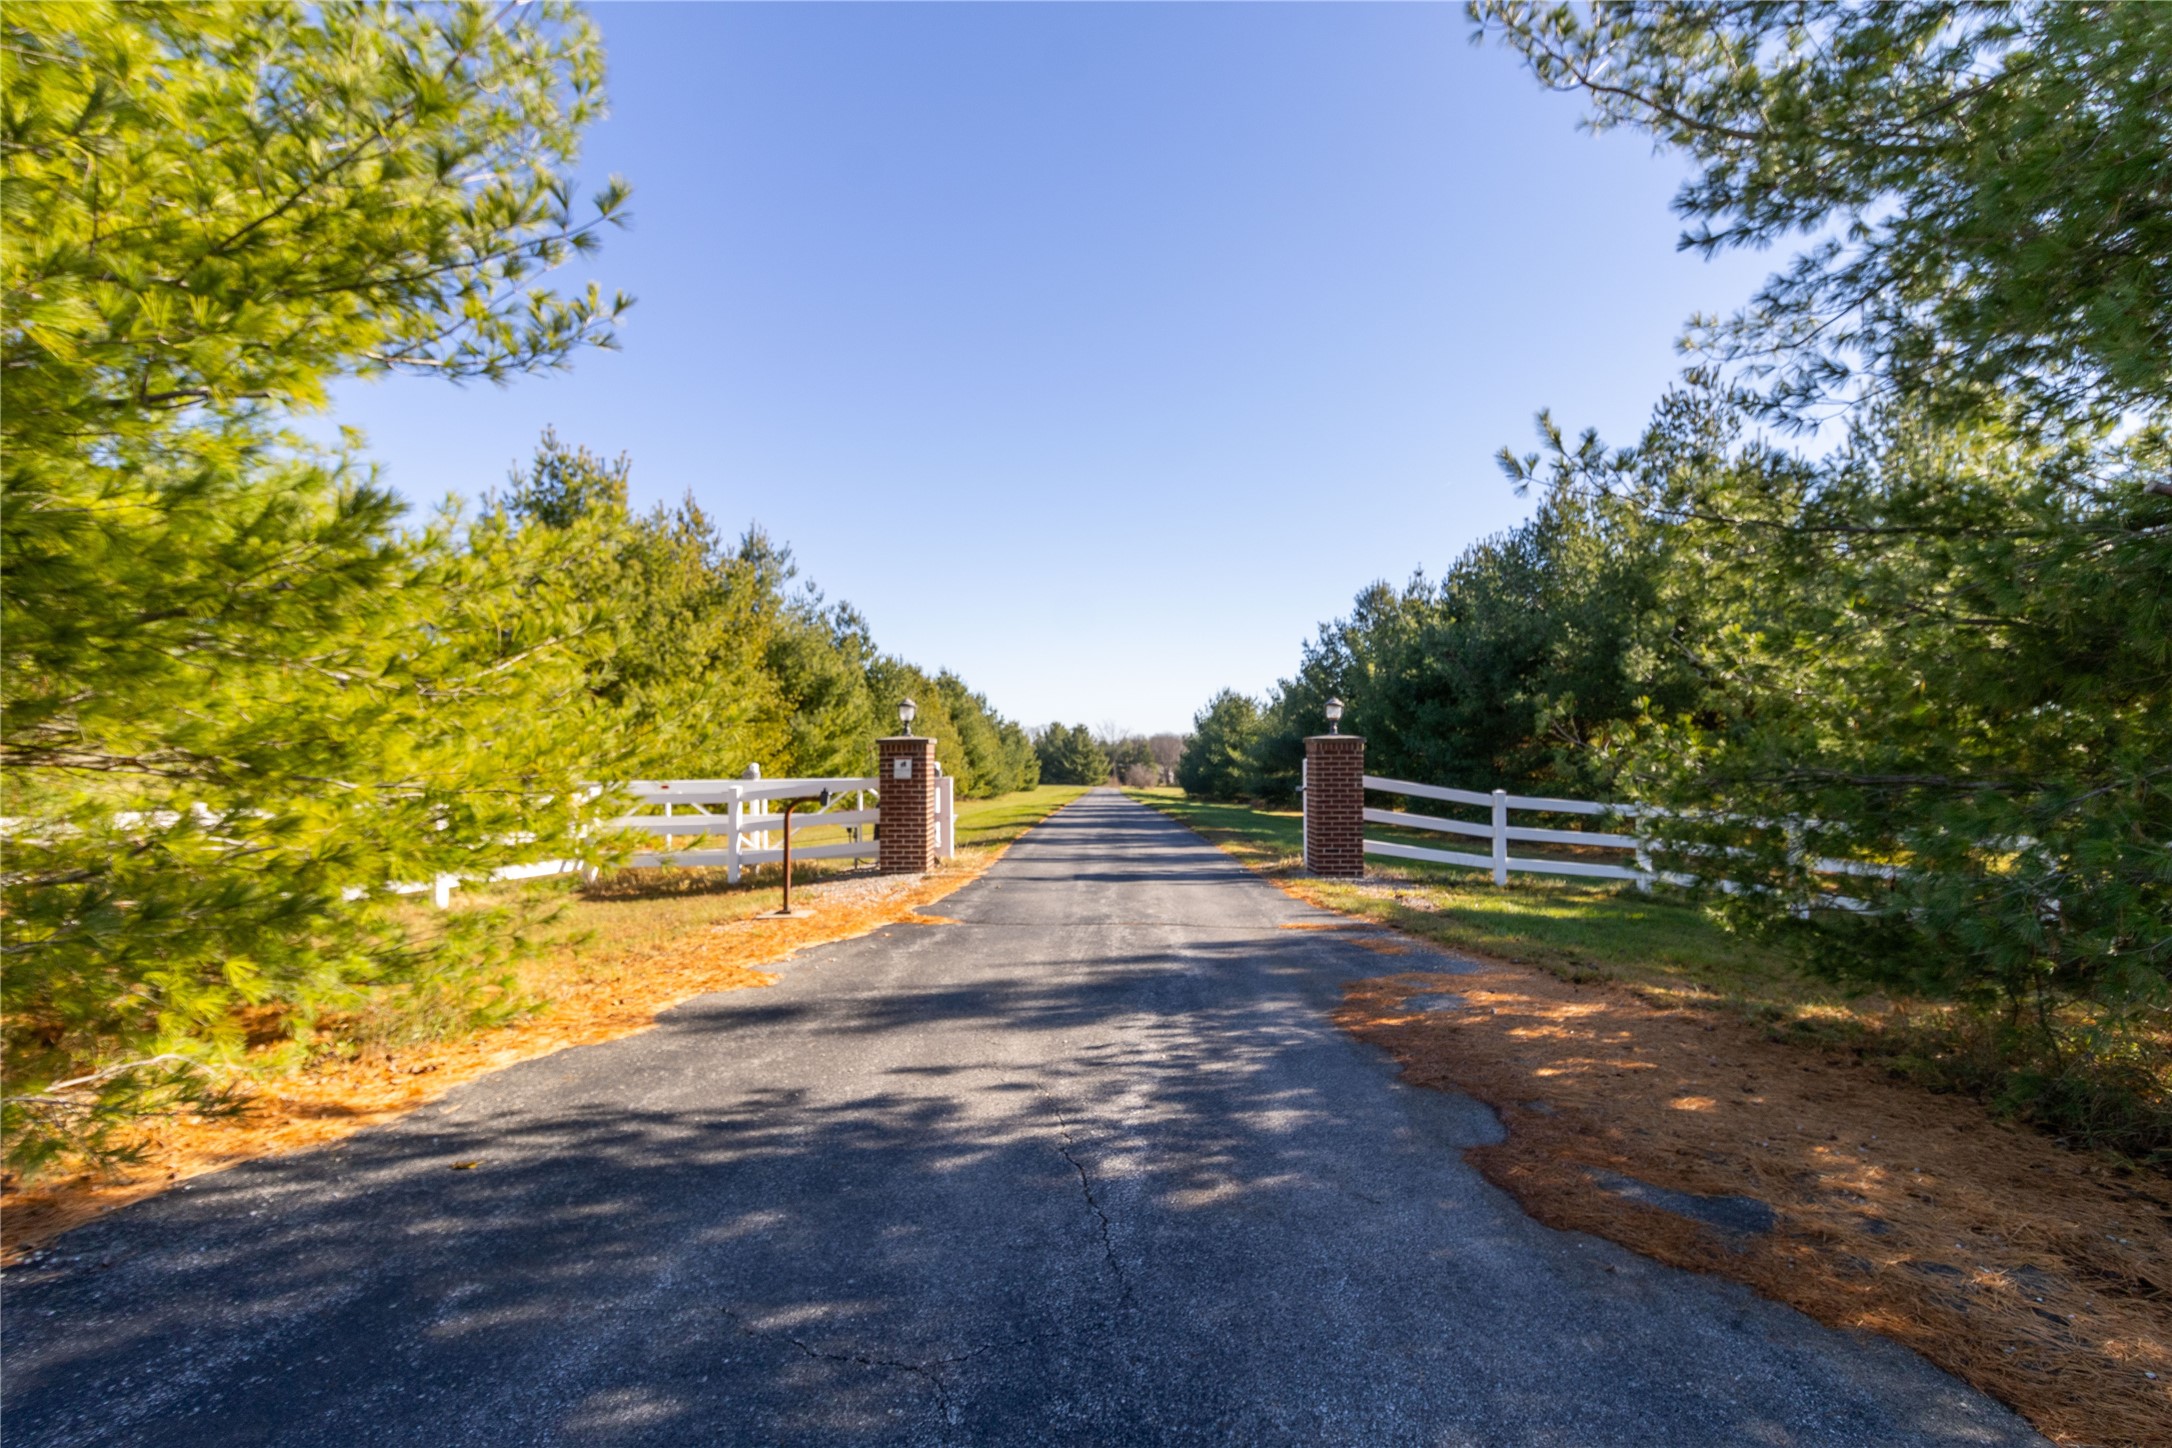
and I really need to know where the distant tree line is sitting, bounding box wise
[1180,2,2171,1156]
[1104,730,1185,788]
[1032,725,1108,787]
[1032,726,1185,787]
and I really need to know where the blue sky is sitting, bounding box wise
[324,2,1777,736]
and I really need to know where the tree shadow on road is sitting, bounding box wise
[2,877,2043,1448]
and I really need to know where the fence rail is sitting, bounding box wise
[399,773,955,907]
[1360,773,1875,909]
[612,776,882,882]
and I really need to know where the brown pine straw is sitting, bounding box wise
[1333,957,2172,1447]
[1,856,995,1264]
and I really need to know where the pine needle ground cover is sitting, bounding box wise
[1129,789,2172,1446]
[0,788,1086,1259]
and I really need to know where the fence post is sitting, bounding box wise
[1633,809,1653,893]
[1491,790,1509,886]
[1302,734,1364,878]
[877,734,938,874]
[1300,756,1309,863]
[726,788,743,884]
[1785,820,1809,920]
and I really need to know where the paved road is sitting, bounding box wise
[5,791,2040,1447]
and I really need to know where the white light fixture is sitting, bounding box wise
[899,697,918,736]
[1325,697,1344,734]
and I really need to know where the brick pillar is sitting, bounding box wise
[876,735,938,875]
[1304,734,1365,878]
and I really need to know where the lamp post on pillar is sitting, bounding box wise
[1304,698,1364,877]
[877,698,938,875]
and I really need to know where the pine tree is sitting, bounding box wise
[2,2,632,1171]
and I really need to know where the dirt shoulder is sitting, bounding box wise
[1313,918,2171,1448]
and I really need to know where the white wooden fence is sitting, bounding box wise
[1363,775,1648,885]
[401,773,955,906]
[1360,773,1884,910]
[611,775,959,879]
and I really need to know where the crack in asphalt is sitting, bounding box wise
[1046,1098,1134,1307]
[726,1307,1016,1428]
[779,1335,984,1422]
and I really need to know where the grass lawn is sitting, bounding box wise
[955,784,1093,849]
[1123,787,1852,1030]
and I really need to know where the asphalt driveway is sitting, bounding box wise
[2,790,2042,1446]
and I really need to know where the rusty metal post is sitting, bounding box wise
[779,801,799,913]
[763,787,831,917]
